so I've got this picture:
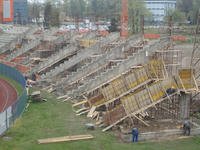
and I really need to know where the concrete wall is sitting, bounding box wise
[121,127,200,142]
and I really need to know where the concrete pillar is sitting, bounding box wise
[179,93,191,121]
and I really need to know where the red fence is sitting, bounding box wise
[144,34,160,39]
[173,36,187,42]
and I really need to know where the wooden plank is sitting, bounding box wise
[87,106,96,118]
[72,100,87,107]
[38,135,94,144]
[76,110,90,116]
[192,75,199,91]
[76,107,88,114]
[57,95,68,100]
[132,114,150,126]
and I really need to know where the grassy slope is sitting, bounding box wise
[0,89,200,150]
[0,75,23,96]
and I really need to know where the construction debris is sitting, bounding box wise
[31,91,46,102]
[38,134,94,144]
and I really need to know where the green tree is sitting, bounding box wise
[177,0,200,24]
[165,8,187,23]
[128,0,151,33]
[44,2,52,28]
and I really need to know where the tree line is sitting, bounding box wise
[28,0,150,33]
[167,0,200,25]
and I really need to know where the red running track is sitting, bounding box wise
[0,78,18,113]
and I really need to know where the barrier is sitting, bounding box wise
[0,63,27,135]
[173,36,187,42]
[144,34,160,39]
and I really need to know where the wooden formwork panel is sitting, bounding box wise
[177,69,195,89]
[101,85,116,101]
[147,60,166,79]
[103,105,126,126]
[88,93,105,106]
[161,78,177,91]
[111,77,127,96]
[135,67,149,84]
[124,71,138,89]
[121,89,151,116]
[148,82,164,101]
[137,90,151,106]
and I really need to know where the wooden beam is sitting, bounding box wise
[76,110,90,116]
[132,114,150,126]
[76,107,89,114]
[38,135,94,144]
[87,106,96,118]
[72,100,87,107]
[57,95,68,100]
[193,75,199,91]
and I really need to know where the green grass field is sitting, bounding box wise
[0,89,200,150]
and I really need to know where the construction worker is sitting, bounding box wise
[166,85,176,95]
[183,120,191,136]
[32,72,36,81]
[132,128,138,142]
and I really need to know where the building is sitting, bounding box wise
[13,0,28,25]
[0,0,13,23]
[0,0,27,24]
[145,0,177,22]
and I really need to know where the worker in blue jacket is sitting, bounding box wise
[132,128,138,142]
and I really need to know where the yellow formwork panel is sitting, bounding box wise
[125,72,138,89]
[111,77,127,96]
[147,60,165,79]
[121,94,139,114]
[94,99,105,106]
[178,69,195,89]
[162,78,177,91]
[80,39,95,48]
[135,67,148,84]
[149,83,164,101]
[101,84,117,101]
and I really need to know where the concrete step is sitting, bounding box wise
[41,32,120,79]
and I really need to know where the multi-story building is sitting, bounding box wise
[145,0,177,22]
[13,0,28,24]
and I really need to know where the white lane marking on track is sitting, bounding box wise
[0,80,9,111]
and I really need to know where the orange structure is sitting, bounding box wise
[0,0,13,22]
[121,0,128,39]
[144,34,160,39]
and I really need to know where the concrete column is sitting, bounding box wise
[179,93,191,121]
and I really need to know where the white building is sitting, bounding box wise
[145,0,177,21]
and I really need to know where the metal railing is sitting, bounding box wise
[0,63,27,135]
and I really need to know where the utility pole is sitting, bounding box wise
[168,16,172,36]
[140,15,144,35]
[121,0,128,40]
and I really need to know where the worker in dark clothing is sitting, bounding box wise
[32,73,36,81]
[166,85,176,95]
[183,121,191,136]
[132,128,138,142]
